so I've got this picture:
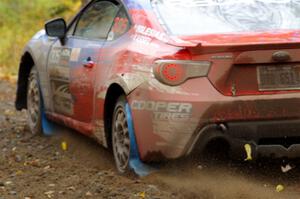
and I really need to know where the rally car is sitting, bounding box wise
[16,0,300,173]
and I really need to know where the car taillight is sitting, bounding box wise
[153,60,211,86]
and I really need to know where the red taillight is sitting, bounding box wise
[162,63,185,82]
[153,60,211,86]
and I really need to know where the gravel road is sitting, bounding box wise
[1,79,300,199]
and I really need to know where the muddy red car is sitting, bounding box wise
[15,0,300,173]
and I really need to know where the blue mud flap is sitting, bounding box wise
[125,103,158,177]
[38,79,57,136]
[41,105,57,136]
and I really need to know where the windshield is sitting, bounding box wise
[151,0,300,35]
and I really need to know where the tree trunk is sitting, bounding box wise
[81,0,90,6]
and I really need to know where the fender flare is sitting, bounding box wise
[15,48,39,110]
[97,73,148,99]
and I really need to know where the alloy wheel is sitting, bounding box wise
[112,106,131,173]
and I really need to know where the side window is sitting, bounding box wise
[74,1,119,40]
[108,7,130,41]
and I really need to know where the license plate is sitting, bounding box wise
[257,65,300,91]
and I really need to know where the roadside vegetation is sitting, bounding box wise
[0,0,82,76]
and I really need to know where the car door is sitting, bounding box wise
[47,0,120,124]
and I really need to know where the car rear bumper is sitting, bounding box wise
[189,119,300,159]
[128,78,300,161]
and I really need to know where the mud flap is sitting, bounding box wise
[41,99,57,136]
[36,75,57,136]
[125,103,157,177]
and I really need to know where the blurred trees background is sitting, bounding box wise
[0,0,86,76]
[81,0,90,6]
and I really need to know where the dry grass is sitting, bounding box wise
[0,0,82,76]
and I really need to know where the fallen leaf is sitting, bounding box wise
[276,184,284,193]
[244,144,253,161]
[61,141,68,151]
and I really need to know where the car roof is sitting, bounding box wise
[122,0,152,10]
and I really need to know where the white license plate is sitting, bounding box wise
[257,65,300,91]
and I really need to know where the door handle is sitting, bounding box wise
[83,57,95,69]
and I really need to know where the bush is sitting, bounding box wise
[0,0,81,75]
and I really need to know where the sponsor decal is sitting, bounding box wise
[49,66,70,81]
[60,48,72,66]
[51,80,73,115]
[153,111,191,121]
[132,100,193,121]
[70,48,81,62]
[48,47,74,115]
[132,100,198,148]
[131,34,156,46]
[132,25,168,47]
[61,48,71,57]
[49,47,72,67]
[134,25,168,43]
[49,48,61,65]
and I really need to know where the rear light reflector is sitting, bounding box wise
[153,60,211,86]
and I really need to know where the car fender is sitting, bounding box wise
[97,73,149,100]
[93,73,148,148]
[17,30,57,111]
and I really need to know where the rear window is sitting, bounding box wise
[151,0,300,35]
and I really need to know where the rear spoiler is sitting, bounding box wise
[184,42,300,55]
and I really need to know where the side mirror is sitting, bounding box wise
[45,18,67,43]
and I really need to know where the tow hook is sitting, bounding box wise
[218,123,228,132]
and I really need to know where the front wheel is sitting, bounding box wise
[26,66,43,135]
[112,96,131,173]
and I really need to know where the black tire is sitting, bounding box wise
[26,66,43,135]
[112,95,131,173]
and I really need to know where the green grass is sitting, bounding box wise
[0,0,82,76]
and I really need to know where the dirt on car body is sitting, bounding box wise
[1,79,300,199]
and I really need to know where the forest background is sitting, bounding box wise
[0,0,89,76]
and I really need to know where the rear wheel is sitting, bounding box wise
[112,96,131,173]
[26,66,43,135]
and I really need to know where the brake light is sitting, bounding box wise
[153,60,211,86]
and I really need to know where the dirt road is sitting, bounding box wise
[1,79,300,199]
